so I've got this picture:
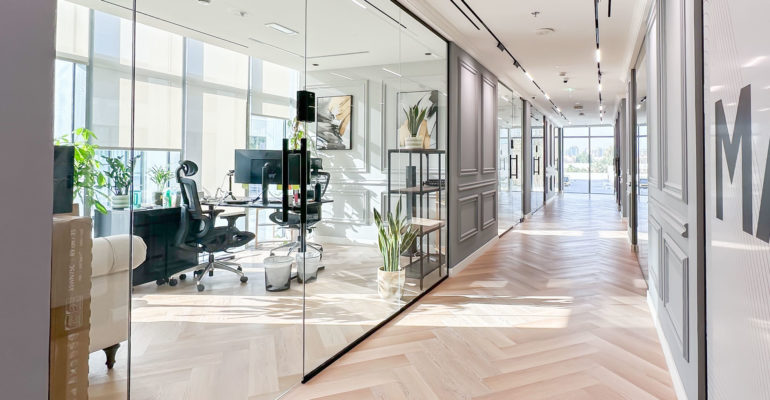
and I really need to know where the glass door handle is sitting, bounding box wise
[510,155,518,179]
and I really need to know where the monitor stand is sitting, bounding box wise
[262,165,270,205]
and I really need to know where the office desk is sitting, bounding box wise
[200,198,333,246]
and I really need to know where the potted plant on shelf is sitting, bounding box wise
[103,155,134,209]
[55,128,108,216]
[402,99,427,149]
[373,199,419,300]
[149,165,173,206]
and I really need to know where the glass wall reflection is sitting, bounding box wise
[531,111,545,211]
[50,1,448,399]
[497,83,522,234]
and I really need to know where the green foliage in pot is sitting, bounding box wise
[373,199,419,272]
[149,165,173,190]
[55,128,108,215]
[403,99,427,138]
[102,155,136,196]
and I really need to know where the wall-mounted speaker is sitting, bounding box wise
[297,90,316,123]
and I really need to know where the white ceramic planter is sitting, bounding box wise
[378,267,405,300]
[404,137,423,149]
[112,194,130,209]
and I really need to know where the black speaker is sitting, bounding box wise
[297,90,316,122]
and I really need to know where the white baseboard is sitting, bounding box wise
[647,291,688,400]
[449,236,498,277]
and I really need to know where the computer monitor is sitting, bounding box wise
[53,145,75,214]
[234,149,313,186]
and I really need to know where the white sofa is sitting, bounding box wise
[90,234,147,369]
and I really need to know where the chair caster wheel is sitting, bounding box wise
[240,276,248,283]
[156,279,166,286]
[237,266,242,271]
[194,270,203,277]
[209,270,214,277]
[179,274,187,280]
[169,278,178,287]
[270,252,276,257]
[196,284,205,292]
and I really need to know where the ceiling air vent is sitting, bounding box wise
[536,28,555,36]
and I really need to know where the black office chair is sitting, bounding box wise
[268,170,329,257]
[175,160,255,292]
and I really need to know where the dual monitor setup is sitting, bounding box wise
[233,149,325,205]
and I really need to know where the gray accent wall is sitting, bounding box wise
[0,0,56,398]
[447,43,499,268]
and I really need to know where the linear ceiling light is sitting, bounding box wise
[382,67,402,77]
[450,0,568,123]
[330,72,353,80]
[265,23,297,35]
[351,0,367,9]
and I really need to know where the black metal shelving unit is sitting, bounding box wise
[386,148,446,290]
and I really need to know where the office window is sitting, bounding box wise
[121,21,183,76]
[55,0,89,60]
[203,43,249,89]
[561,125,615,194]
[119,78,183,149]
[200,93,247,195]
[53,59,87,138]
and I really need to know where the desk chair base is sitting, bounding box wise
[192,253,248,292]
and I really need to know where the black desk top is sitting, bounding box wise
[201,198,332,210]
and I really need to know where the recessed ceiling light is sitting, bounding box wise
[265,23,298,35]
[351,0,367,9]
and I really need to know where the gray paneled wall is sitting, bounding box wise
[447,43,499,268]
[522,101,533,215]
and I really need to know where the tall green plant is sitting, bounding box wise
[55,128,108,215]
[149,165,173,190]
[403,99,427,138]
[373,199,419,272]
[103,155,135,196]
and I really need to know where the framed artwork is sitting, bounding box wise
[316,95,352,150]
[397,90,439,149]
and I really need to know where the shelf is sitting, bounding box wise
[388,148,446,155]
[389,185,441,194]
[409,218,445,236]
[403,253,446,279]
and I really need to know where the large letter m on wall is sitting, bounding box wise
[715,85,753,234]
[715,84,770,242]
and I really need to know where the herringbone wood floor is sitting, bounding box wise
[283,194,675,400]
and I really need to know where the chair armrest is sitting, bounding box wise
[221,211,247,228]
[201,208,225,220]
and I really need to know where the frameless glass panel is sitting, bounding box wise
[531,113,544,210]
[129,1,307,399]
[498,83,518,234]
[563,137,590,193]
[589,137,615,194]
[51,1,134,398]
[303,0,448,376]
[636,44,649,280]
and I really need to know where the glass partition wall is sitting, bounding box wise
[635,42,650,280]
[49,1,448,399]
[562,125,615,194]
[497,83,523,234]
[531,111,545,211]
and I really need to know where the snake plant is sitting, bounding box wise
[373,199,419,272]
[403,99,427,138]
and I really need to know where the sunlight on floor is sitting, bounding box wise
[512,230,585,237]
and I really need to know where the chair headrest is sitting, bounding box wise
[177,160,198,178]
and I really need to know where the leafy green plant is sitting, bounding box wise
[373,199,419,272]
[288,117,306,150]
[403,99,427,138]
[149,165,173,190]
[55,128,108,215]
[102,155,136,196]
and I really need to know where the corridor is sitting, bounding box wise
[284,194,675,399]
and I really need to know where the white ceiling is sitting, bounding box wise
[74,0,446,73]
[398,0,650,126]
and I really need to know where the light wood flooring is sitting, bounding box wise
[88,243,444,400]
[283,194,675,399]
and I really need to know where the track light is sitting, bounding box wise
[598,83,602,92]
[526,72,534,81]
[596,48,601,63]
[497,41,506,51]
[351,0,367,8]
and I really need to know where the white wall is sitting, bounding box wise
[0,0,56,398]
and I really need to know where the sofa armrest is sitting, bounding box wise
[92,235,148,278]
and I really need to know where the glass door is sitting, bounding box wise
[634,42,650,280]
[497,83,522,234]
[531,112,545,211]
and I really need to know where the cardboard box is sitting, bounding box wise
[50,215,93,400]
